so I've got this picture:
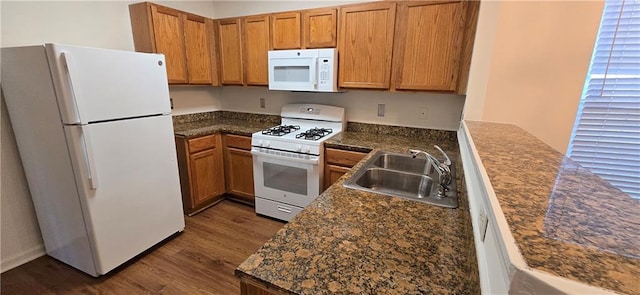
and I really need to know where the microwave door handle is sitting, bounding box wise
[311,57,318,87]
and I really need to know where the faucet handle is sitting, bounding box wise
[433,145,451,166]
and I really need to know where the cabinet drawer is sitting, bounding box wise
[255,197,303,222]
[225,134,252,150]
[325,148,367,167]
[188,135,216,153]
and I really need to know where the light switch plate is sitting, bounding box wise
[479,209,489,242]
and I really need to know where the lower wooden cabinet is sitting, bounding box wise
[240,280,281,295]
[323,147,368,191]
[223,134,255,204]
[175,133,225,215]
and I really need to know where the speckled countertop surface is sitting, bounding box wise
[465,121,639,295]
[236,126,480,294]
[172,111,279,138]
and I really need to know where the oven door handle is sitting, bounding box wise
[251,150,319,165]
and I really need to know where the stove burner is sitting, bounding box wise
[262,125,301,136]
[296,128,333,141]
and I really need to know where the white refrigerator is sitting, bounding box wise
[1,44,185,276]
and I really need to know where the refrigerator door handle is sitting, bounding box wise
[80,126,99,190]
[60,52,88,124]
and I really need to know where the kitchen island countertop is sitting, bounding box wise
[236,128,480,294]
[463,121,639,295]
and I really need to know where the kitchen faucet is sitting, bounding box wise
[409,145,452,198]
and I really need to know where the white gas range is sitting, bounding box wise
[251,104,345,221]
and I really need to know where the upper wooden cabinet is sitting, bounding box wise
[338,2,396,89]
[303,8,337,49]
[184,16,219,85]
[131,1,479,93]
[243,15,271,85]
[392,1,475,93]
[129,2,217,85]
[217,18,244,85]
[271,12,301,49]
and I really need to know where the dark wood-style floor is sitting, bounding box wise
[1,200,284,294]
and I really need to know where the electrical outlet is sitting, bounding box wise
[418,106,428,120]
[260,97,266,108]
[377,104,385,117]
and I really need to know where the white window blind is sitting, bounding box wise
[567,0,640,199]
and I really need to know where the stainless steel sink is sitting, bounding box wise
[355,168,434,198]
[370,153,435,175]
[343,151,458,208]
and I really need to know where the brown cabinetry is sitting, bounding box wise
[240,280,282,295]
[392,1,475,93]
[338,2,396,89]
[129,2,217,85]
[217,18,244,85]
[175,134,226,215]
[223,134,255,204]
[323,147,367,191]
[271,12,301,50]
[132,1,479,93]
[184,15,219,85]
[270,9,337,50]
[243,15,271,85]
[303,8,337,49]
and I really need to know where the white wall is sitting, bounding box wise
[464,1,603,153]
[212,0,361,18]
[220,87,465,131]
[0,0,217,272]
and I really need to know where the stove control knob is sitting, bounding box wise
[255,140,263,147]
[302,146,311,153]
[264,141,270,148]
[295,145,302,152]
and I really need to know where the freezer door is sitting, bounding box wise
[46,43,171,124]
[64,115,184,275]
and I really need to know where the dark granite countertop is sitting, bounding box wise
[173,118,273,138]
[464,121,639,295]
[172,111,279,138]
[236,125,480,294]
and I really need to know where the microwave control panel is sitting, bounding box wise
[318,58,334,87]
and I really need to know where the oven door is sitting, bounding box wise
[252,149,321,208]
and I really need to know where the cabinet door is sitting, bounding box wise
[218,18,244,85]
[324,164,350,191]
[392,1,466,92]
[225,147,255,203]
[271,12,301,49]
[189,148,224,208]
[243,16,271,86]
[303,8,337,49]
[338,3,396,89]
[151,5,188,84]
[183,14,213,84]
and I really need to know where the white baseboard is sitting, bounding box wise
[1,244,46,273]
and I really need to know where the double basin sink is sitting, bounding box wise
[343,150,458,208]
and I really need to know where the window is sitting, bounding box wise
[567,0,640,199]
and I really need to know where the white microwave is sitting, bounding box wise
[268,48,338,92]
